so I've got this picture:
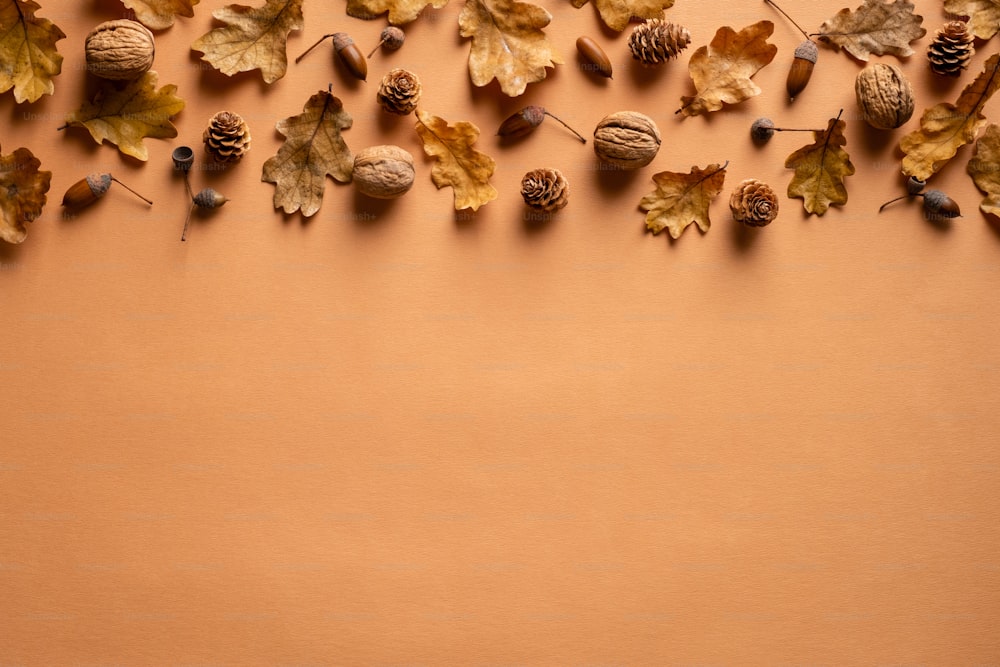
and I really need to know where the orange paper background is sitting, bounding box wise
[2,0,1000,663]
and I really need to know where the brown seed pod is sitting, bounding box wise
[855,63,914,130]
[376,68,421,115]
[203,111,252,163]
[750,117,824,144]
[295,32,368,80]
[353,145,415,199]
[521,168,569,212]
[730,179,778,226]
[928,21,974,78]
[84,19,155,81]
[368,26,405,59]
[497,106,586,143]
[763,0,818,101]
[878,186,960,220]
[592,111,661,169]
[62,173,153,208]
[182,189,229,242]
[628,19,690,66]
[576,36,613,78]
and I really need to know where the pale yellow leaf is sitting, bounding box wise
[459,0,562,97]
[943,0,1000,39]
[414,109,498,211]
[0,144,51,244]
[0,0,64,103]
[785,117,855,215]
[816,0,925,62]
[346,0,447,24]
[122,0,199,30]
[191,0,303,83]
[570,0,675,33]
[639,163,728,239]
[261,90,354,218]
[967,124,1000,218]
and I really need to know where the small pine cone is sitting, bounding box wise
[928,21,975,77]
[521,169,568,213]
[377,68,422,115]
[628,19,691,66]
[202,111,251,163]
[730,179,778,227]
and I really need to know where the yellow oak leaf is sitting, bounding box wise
[261,89,354,218]
[346,0,447,24]
[678,21,776,117]
[414,109,498,211]
[570,0,675,32]
[191,0,303,84]
[967,124,1000,219]
[639,163,728,239]
[0,0,65,103]
[900,53,1000,181]
[943,0,1000,39]
[60,71,185,162]
[816,0,925,62]
[122,0,199,30]
[459,0,562,97]
[785,116,855,216]
[0,144,51,244]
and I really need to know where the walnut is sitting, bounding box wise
[593,111,661,169]
[855,63,914,130]
[353,145,415,199]
[84,20,155,81]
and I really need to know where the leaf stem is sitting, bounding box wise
[764,0,811,40]
[295,34,334,64]
[111,177,152,205]
[542,111,586,144]
[181,203,194,242]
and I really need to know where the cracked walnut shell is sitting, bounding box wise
[593,111,661,169]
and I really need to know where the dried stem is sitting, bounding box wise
[296,34,334,63]
[542,111,586,144]
[181,203,194,242]
[879,195,913,212]
[764,0,811,40]
[367,38,386,59]
[110,177,152,205]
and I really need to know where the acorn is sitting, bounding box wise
[750,117,823,144]
[576,36,613,78]
[182,188,229,242]
[497,106,586,143]
[879,186,961,221]
[764,0,817,101]
[295,32,367,80]
[62,173,153,208]
[368,26,405,59]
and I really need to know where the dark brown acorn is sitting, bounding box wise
[576,36,613,78]
[295,32,367,80]
[879,185,961,221]
[764,0,818,101]
[498,106,586,143]
[62,173,153,208]
[182,188,229,242]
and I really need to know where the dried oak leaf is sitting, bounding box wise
[678,21,777,117]
[346,0,447,25]
[967,124,1000,218]
[61,71,185,162]
[459,0,562,97]
[785,116,855,215]
[414,109,498,211]
[191,0,303,84]
[569,0,675,33]
[639,163,728,239]
[816,0,925,62]
[0,144,50,244]
[122,0,198,30]
[261,89,353,218]
[900,53,1000,181]
[0,0,65,104]
[943,0,1000,39]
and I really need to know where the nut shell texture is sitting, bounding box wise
[353,146,415,199]
[855,63,914,130]
[593,111,661,169]
[85,20,155,80]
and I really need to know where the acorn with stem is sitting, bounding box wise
[182,189,229,242]
[764,0,818,101]
[368,26,405,59]
[498,106,587,144]
[879,177,961,221]
[296,32,367,81]
[62,173,153,209]
[750,117,824,144]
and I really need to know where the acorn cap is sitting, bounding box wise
[794,40,818,63]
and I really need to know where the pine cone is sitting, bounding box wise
[628,19,691,66]
[521,169,568,213]
[202,111,251,163]
[377,68,422,115]
[928,21,974,77]
[730,179,778,227]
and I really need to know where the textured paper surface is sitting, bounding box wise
[2,1,999,663]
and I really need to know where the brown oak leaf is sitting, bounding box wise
[570,0,675,33]
[414,109,498,211]
[639,163,728,239]
[815,0,925,62]
[459,0,562,97]
[943,0,1000,39]
[60,71,185,162]
[0,0,65,104]
[191,0,303,83]
[122,0,198,30]
[678,21,777,117]
[0,144,51,244]
[346,0,447,24]
[967,124,1000,219]
[900,53,1000,181]
[785,115,855,215]
[261,89,353,218]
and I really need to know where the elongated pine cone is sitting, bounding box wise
[203,111,251,163]
[521,169,569,213]
[730,179,778,227]
[377,68,422,115]
[628,19,691,66]
[928,21,974,77]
